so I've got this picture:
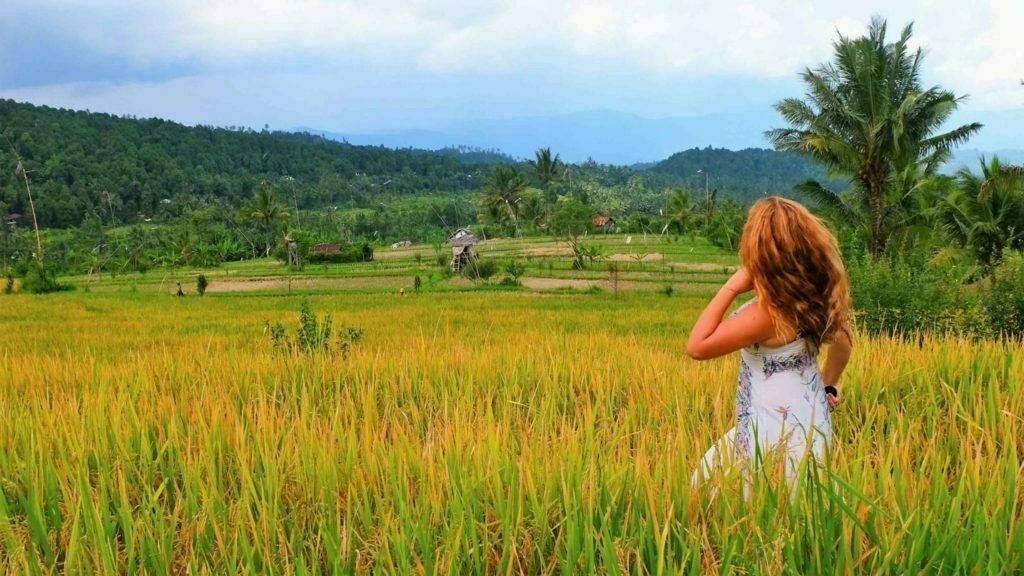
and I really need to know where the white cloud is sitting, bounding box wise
[6,0,1023,111]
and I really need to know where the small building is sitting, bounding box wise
[390,240,413,249]
[5,213,21,229]
[592,215,617,232]
[447,228,477,272]
[309,243,341,255]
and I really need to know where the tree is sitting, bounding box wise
[706,199,747,251]
[551,199,593,269]
[767,18,981,258]
[244,183,289,256]
[529,147,564,190]
[480,165,527,236]
[934,156,1024,273]
[665,187,694,234]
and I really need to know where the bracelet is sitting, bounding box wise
[824,385,839,397]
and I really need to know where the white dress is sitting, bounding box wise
[693,300,832,485]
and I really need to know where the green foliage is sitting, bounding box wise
[768,18,981,257]
[19,262,72,294]
[665,188,694,234]
[847,254,988,338]
[463,258,498,281]
[266,301,363,354]
[480,165,527,236]
[305,243,374,264]
[980,257,1024,339]
[196,274,209,296]
[528,147,565,190]
[551,199,592,240]
[705,199,747,251]
[934,157,1024,273]
[648,147,840,205]
[504,260,526,281]
[413,276,422,292]
[0,99,485,229]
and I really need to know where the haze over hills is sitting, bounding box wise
[298,109,777,165]
[300,108,1023,167]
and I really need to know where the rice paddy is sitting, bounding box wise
[1,244,1022,573]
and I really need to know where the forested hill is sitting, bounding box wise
[644,147,841,202]
[1,99,833,230]
[0,99,490,228]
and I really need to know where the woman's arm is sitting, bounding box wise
[821,324,853,409]
[686,269,776,361]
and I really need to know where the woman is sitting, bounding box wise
[687,197,852,485]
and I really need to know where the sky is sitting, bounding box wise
[0,0,1021,157]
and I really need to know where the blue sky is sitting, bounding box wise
[1,0,1020,155]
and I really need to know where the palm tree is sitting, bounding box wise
[245,183,290,256]
[664,187,694,234]
[529,148,564,191]
[695,189,718,233]
[767,18,981,258]
[480,165,526,235]
[934,156,1024,273]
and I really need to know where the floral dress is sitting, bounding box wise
[693,300,832,484]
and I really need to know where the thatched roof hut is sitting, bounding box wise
[447,228,477,247]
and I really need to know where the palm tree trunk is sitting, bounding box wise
[18,163,43,264]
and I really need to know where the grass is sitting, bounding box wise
[0,289,1021,574]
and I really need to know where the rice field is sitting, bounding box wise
[0,289,1021,574]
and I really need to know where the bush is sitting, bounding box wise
[981,257,1024,339]
[662,285,674,297]
[847,254,986,338]
[505,260,526,281]
[306,242,374,264]
[463,258,498,281]
[196,274,209,296]
[20,262,73,294]
[266,301,363,354]
[413,276,422,292]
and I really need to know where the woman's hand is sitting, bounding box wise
[825,386,840,411]
[723,267,753,295]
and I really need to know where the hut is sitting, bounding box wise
[592,215,617,233]
[447,228,477,272]
[4,213,21,229]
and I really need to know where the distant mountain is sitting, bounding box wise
[944,148,1024,173]
[300,109,775,165]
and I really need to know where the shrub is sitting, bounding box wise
[981,257,1024,339]
[662,285,674,297]
[847,254,986,338]
[505,260,526,281]
[306,243,374,264]
[266,301,363,354]
[20,262,73,294]
[463,258,498,281]
[413,276,422,292]
[196,274,209,296]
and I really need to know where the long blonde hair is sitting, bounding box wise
[739,197,850,347]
